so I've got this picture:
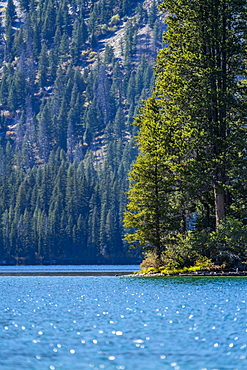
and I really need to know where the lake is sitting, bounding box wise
[0,265,140,275]
[0,275,247,369]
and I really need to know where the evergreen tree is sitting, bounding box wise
[155,0,247,228]
[48,48,58,84]
[5,0,16,60]
[38,44,49,88]
[126,72,136,105]
[0,66,12,107]
[59,32,70,63]
[148,0,157,28]
[32,22,42,57]
[124,98,180,257]
[104,44,114,64]
[38,103,51,163]
[5,0,16,27]
[8,70,27,111]
[113,105,125,138]
[42,0,57,43]
[125,0,247,266]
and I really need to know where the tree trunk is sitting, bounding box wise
[213,185,225,227]
[154,160,161,260]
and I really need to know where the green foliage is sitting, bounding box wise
[124,0,247,270]
[38,44,49,88]
[124,97,181,257]
[6,0,16,26]
[110,14,120,26]
[140,254,215,274]
[190,217,247,268]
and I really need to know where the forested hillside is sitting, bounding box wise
[0,0,163,264]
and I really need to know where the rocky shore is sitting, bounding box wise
[125,270,247,277]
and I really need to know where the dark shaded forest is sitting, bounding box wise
[0,0,163,264]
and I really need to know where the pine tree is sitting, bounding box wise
[113,105,125,138]
[42,0,57,43]
[38,103,51,163]
[155,0,247,228]
[48,48,58,84]
[5,0,16,27]
[148,0,157,28]
[0,66,12,107]
[8,70,27,111]
[5,0,16,60]
[38,44,49,88]
[125,0,247,264]
[126,72,136,105]
[124,98,181,257]
[59,32,70,63]
[32,22,42,57]
[71,19,85,65]
[104,44,114,64]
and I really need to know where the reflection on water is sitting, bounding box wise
[0,276,247,370]
[0,264,140,273]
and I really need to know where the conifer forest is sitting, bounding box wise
[124,0,247,272]
[0,0,163,264]
[1,0,246,270]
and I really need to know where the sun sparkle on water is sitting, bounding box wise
[0,276,247,369]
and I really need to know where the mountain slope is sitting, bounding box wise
[0,0,164,264]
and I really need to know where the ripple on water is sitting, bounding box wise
[0,276,247,369]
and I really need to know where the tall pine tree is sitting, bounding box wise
[124,0,247,265]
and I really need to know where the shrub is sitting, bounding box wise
[140,256,214,274]
[139,217,247,273]
[190,217,247,269]
[140,252,165,269]
[110,14,120,26]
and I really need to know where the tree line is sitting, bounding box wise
[0,0,163,264]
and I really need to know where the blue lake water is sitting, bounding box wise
[0,276,247,370]
[0,265,140,273]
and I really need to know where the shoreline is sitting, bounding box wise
[125,271,247,277]
[0,271,247,277]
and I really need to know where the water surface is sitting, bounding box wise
[0,276,246,369]
[0,264,140,273]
